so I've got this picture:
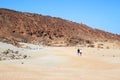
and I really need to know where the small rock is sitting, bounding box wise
[21,62,24,64]
[23,55,27,59]
[113,55,115,57]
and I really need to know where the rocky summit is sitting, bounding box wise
[0,8,120,46]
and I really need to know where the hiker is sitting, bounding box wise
[79,49,82,56]
[77,49,80,55]
[77,49,82,56]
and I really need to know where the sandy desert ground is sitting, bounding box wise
[0,42,120,80]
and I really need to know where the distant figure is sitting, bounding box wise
[80,49,82,56]
[77,49,82,56]
[77,49,80,55]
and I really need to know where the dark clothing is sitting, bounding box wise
[77,49,80,54]
[77,49,82,56]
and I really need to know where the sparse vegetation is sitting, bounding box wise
[87,44,95,48]
[0,8,120,46]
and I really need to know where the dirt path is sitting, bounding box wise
[0,47,120,80]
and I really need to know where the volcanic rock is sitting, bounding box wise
[0,8,120,46]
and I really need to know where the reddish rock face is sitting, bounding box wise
[0,8,120,46]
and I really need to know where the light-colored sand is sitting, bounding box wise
[0,42,120,80]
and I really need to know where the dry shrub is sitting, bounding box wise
[106,46,110,49]
[97,44,104,49]
[87,44,95,48]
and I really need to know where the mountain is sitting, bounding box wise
[0,8,120,46]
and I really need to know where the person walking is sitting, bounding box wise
[77,49,82,56]
[77,49,80,56]
[79,49,82,56]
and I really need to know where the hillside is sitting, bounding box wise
[0,8,120,46]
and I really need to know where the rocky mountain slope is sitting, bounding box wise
[0,8,120,46]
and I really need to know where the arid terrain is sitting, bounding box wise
[0,8,120,80]
[0,42,120,80]
[0,8,120,46]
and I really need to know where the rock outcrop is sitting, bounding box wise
[0,49,28,61]
[0,8,120,46]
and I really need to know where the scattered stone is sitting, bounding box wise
[0,49,28,61]
[23,55,27,59]
[113,55,115,57]
[106,46,110,49]
[97,44,104,49]
[15,51,19,54]
[87,44,95,48]
[21,62,24,64]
